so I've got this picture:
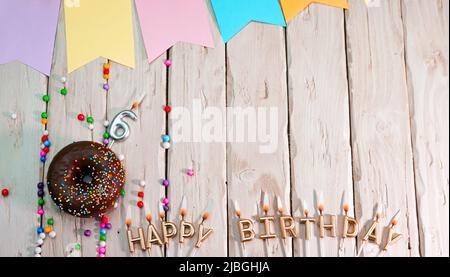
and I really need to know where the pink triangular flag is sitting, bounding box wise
[135,0,215,63]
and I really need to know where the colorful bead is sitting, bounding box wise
[105,223,112,230]
[162,135,170,142]
[41,112,48,119]
[60,88,68,95]
[163,205,170,212]
[164,59,172,67]
[100,223,106,229]
[138,191,144,198]
[44,226,52,234]
[164,106,172,113]
[103,63,110,69]
[103,139,109,145]
[98,247,106,254]
[162,142,171,149]
[163,198,169,205]
[84,230,92,237]
[162,179,169,187]
[103,74,109,80]
[103,84,110,91]
[48,231,56,238]
[137,201,144,208]
[37,209,44,215]
[101,216,109,224]
[40,151,47,157]
[37,182,44,189]
[47,218,54,225]
[74,243,81,251]
[187,169,194,176]
[99,234,106,241]
[100,228,107,235]
[37,190,44,197]
[103,133,110,139]
[1,188,9,197]
[40,156,46,162]
[42,130,49,136]
[38,198,45,206]
[86,116,94,124]
[120,190,126,196]
[42,95,50,102]
[37,227,44,234]
[77,114,85,121]
[43,140,51,147]
[41,118,48,125]
[41,135,49,142]
[99,241,106,247]
[103,68,110,75]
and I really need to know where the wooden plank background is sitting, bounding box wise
[0,0,448,257]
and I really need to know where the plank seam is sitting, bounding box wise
[343,7,360,256]
[398,0,423,257]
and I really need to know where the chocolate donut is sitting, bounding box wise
[47,141,125,217]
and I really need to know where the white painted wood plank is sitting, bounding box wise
[0,63,47,257]
[226,23,292,257]
[166,10,227,257]
[43,10,108,257]
[106,4,167,257]
[345,0,420,257]
[402,0,449,257]
[286,5,354,257]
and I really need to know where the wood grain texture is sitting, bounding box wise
[43,10,108,257]
[0,0,448,257]
[345,0,420,257]
[226,23,292,257]
[106,3,167,257]
[286,5,354,257]
[166,10,227,256]
[0,63,47,257]
[402,0,449,257]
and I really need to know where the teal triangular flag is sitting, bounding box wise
[211,0,286,43]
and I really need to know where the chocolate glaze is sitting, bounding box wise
[47,141,125,218]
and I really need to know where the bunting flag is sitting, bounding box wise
[0,0,60,75]
[279,0,349,22]
[135,0,214,63]
[211,0,286,43]
[64,0,135,73]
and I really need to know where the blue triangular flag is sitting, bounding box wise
[211,0,286,43]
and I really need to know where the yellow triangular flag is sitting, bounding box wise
[64,0,135,73]
[279,0,349,22]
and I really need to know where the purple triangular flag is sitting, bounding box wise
[0,0,60,75]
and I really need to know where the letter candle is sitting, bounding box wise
[259,192,276,256]
[339,191,358,256]
[192,200,214,257]
[357,202,383,257]
[144,205,153,256]
[379,210,402,257]
[126,206,146,253]
[178,196,194,256]
[277,196,294,256]
[299,199,314,257]
[317,191,325,257]
[234,200,248,257]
